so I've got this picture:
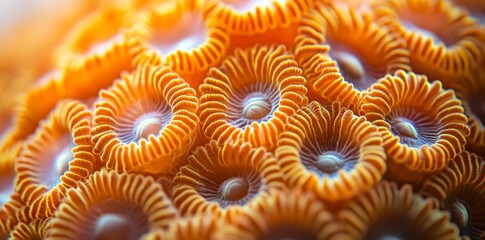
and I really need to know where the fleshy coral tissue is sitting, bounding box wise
[0,0,484,239]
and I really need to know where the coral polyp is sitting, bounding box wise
[46,170,178,240]
[216,188,349,240]
[339,181,461,240]
[276,101,386,201]
[361,70,470,183]
[15,100,94,219]
[91,64,198,174]
[295,2,410,108]
[372,0,485,83]
[199,45,307,150]
[0,0,484,238]
[129,0,230,89]
[420,151,485,239]
[172,141,285,218]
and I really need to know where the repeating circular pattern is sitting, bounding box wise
[0,0,484,238]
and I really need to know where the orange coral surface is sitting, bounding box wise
[0,0,484,239]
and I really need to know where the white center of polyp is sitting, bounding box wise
[55,146,72,176]
[134,117,163,141]
[332,51,365,82]
[153,12,207,54]
[221,177,249,201]
[222,0,283,12]
[243,94,272,121]
[450,201,469,229]
[401,20,445,45]
[88,33,123,56]
[393,119,419,139]
[0,171,15,205]
[95,214,132,240]
[316,153,344,174]
[45,138,73,189]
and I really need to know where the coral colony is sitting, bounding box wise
[0,0,484,239]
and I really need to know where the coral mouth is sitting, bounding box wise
[152,12,207,54]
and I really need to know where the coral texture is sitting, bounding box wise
[0,0,484,239]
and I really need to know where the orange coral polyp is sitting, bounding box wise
[129,0,229,89]
[294,3,410,110]
[150,12,207,54]
[199,45,307,150]
[55,7,135,68]
[420,152,485,239]
[9,219,48,240]
[172,141,286,218]
[2,0,485,237]
[203,0,314,51]
[372,0,485,82]
[0,211,16,239]
[91,64,198,174]
[0,74,32,141]
[143,215,220,240]
[47,170,178,240]
[54,7,140,105]
[14,100,95,219]
[215,189,348,240]
[0,76,62,154]
[361,71,470,180]
[445,70,485,155]
[339,181,460,240]
[275,101,386,202]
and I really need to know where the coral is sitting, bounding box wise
[372,0,485,84]
[295,2,410,109]
[420,151,485,239]
[143,215,220,240]
[276,101,386,201]
[128,0,230,89]
[91,64,198,174]
[15,100,95,219]
[339,181,461,240]
[172,141,285,218]
[0,0,484,238]
[203,0,315,51]
[215,188,348,240]
[46,170,178,239]
[361,70,470,183]
[199,45,307,150]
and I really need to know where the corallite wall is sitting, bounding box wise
[0,0,484,239]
